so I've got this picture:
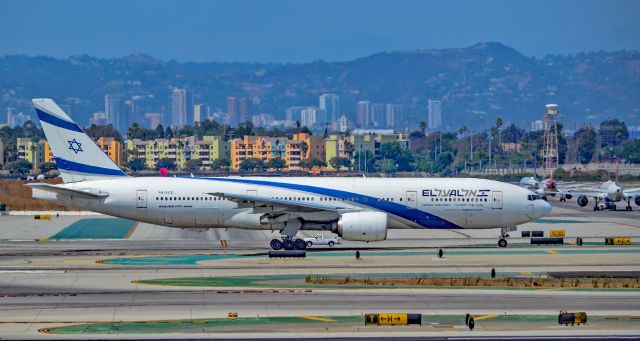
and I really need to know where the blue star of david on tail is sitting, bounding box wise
[68,138,83,154]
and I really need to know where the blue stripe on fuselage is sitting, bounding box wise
[205,177,460,229]
[35,108,84,133]
[54,157,127,176]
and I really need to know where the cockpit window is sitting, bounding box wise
[527,194,542,201]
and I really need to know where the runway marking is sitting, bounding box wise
[615,222,640,228]
[545,250,560,254]
[124,222,138,239]
[473,314,497,321]
[301,316,336,322]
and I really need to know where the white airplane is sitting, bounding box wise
[27,98,551,249]
[570,179,640,212]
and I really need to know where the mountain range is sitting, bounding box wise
[1,42,639,131]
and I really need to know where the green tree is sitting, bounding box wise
[574,126,597,164]
[376,159,397,173]
[329,156,352,170]
[211,158,230,171]
[7,160,33,175]
[184,158,203,171]
[39,161,57,174]
[379,142,414,171]
[354,150,376,172]
[300,141,309,159]
[419,121,427,133]
[266,157,286,171]
[125,158,146,172]
[239,158,264,171]
[157,158,176,170]
[620,139,640,164]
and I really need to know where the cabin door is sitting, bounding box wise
[492,191,503,209]
[405,191,417,208]
[136,190,147,208]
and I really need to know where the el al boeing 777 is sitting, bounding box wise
[27,98,551,249]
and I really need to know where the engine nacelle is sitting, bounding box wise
[564,193,573,200]
[635,196,640,207]
[335,211,388,242]
[577,195,589,207]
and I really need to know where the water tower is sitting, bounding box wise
[542,104,559,174]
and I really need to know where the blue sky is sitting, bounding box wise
[1,0,639,62]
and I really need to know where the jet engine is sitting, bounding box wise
[635,196,640,207]
[335,211,387,242]
[577,195,589,207]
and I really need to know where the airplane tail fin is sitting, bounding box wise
[32,98,127,183]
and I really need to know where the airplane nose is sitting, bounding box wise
[532,200,552,219]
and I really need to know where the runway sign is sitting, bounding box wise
[605,237,631,245]
[365,313,421,325]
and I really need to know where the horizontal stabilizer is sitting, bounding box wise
[26,183,109,199]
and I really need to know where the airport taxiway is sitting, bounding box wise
[0,199,639,338]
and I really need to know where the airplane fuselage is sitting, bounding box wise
[32,176,550,231]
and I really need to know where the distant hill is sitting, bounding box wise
[1,42,639,130]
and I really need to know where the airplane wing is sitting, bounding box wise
[624,188,640,198]
[26,183,109,199]
[208,192,357,213]
[558,189,608,199]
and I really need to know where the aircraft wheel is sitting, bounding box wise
[328,241,335,247]
[498,238,507,248]
[283,239,295,250]
[306,241,313,247]
[270,239,283,250]
[294,239,307,250]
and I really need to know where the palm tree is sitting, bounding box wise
[458,125,468,139]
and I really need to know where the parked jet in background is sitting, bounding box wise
[571,180,640,211]
[519,175,573,201]
[26,98,551,249]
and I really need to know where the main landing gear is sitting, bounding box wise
[270,237,306,250]
[270,218,306,250]
[625,198,633,211]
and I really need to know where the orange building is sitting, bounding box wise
[97,137,123,166]
[292,132,325,161]
[230,136,287,170]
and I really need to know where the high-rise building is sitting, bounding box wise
[171,89,188,128]
[356,101,371,128]
[6,107,15,126]
[428,99,442,131]
[145,112,162,129]
[300,107,318,128]
[193,104,209,123]
[226,96,238,126]
[8,111,31,128]
[105,94,125,132]
[285,106,303,128]
[338,114,349,133]
[319,94,340,130]
[89,112,107,126]
[385,104,396,128]
[371,103,385,127]
[239,98,252,124]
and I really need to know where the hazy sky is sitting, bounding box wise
[1,0,639,62]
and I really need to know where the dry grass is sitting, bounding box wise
[0,178,77,211]
[305,275,640,289]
